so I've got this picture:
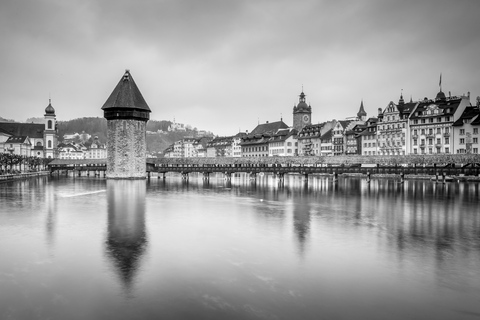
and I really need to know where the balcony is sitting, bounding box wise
[443,133,450,137]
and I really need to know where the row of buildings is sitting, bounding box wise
[164,85,480,158]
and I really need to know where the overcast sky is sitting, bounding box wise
[1,0,479,136]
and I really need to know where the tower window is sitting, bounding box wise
[48,120,52,129]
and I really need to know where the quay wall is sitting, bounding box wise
[0,171,50,183]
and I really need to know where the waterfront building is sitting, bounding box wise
[319,128,333,156]
[408,90,469,155]
[102,70,151,179]
[377,97,409,156]
[332,120,352,156]
[358,117,378,155]
[297,123,328,156]
[452,97,480,154]
[292,91,312,132]
[268,128,298,156]
[85,136,107,159]
[241,120,289,157]
[3,136,32,156]
[345,123,366,155]
[57,143,85,160]
[0,100,58,158]
[206,133,245,157]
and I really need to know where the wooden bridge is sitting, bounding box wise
[48,158,480,182]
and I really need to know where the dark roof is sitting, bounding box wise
[5,136,30,144]
[0,122,44,139]
[249,120,288,136]
[453,106,480,126]
[320,128,333,141]
[101,70,151,112]
[410,97,462,119]
[472,115,480,126]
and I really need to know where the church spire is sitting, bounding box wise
[357,99,367,121]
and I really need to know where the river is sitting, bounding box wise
[1,174,480,320]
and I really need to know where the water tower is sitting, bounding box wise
[102,70,151,179]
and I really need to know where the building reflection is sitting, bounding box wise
[105,180,147,294]
[45,184,57,248]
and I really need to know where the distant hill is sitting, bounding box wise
[0,116,16,122]
[57,117,204,154]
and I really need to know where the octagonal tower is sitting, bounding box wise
[102,70,151,179]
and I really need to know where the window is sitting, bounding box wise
[437,128,441,134]
[474,128,478,134]
[413,139,417,146]
[474,148,478,154]
[474,138,478,144]
[460,129,465,135]
[437,117,442,122]
[460,138,465,144]
[428,138,433,145]
[421,119,426,124]
[414,148,418,154]
[414,120,418,124]
[414,129,418,135]
[48,140,52,148]
[429,118,434,123]
[421,129,425,135]
[445,127,449,133]
[48,120,52,129]
[445,147,449,154]
[445,137,449,144]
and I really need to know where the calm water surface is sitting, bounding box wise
[1,174,480,320]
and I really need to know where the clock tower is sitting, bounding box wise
[293,90,312,131]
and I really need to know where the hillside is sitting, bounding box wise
[57,117,202,154]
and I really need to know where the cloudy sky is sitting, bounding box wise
[1,0,480,135]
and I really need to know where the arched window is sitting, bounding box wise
[48,120,52,129]
[48,140,52,148]
[36,141,42,147]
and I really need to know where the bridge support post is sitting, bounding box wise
[435,171,439,183]
[442,172,446,184]
[366,171,371,183]
[333,171,338,183]
[400,172,405,183]
[304,173,308,184]
[203,172,210,181]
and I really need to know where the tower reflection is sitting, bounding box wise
[105,180,147,294]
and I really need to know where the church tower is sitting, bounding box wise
[102,70,151,179]
[292,90,312,132]
[357,100,367,121]
[44,99,57,158]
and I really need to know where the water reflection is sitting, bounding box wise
[45,185,57,248]
[105,180,147,295]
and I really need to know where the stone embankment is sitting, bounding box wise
[0,171,50,183]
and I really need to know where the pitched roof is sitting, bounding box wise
[101,70,151,112]
[249,120,289,136]
[5,136,30,144]
[0,122,44,139]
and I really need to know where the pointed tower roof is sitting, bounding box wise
[102,70,151,121]
[357,100,367,118]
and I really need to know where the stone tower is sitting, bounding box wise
[102,70,151,179]
[44,99,57,158]
[292,90,312,132]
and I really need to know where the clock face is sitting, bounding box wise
[302,114,310,123]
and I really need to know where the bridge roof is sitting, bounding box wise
[49,159,107,165]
